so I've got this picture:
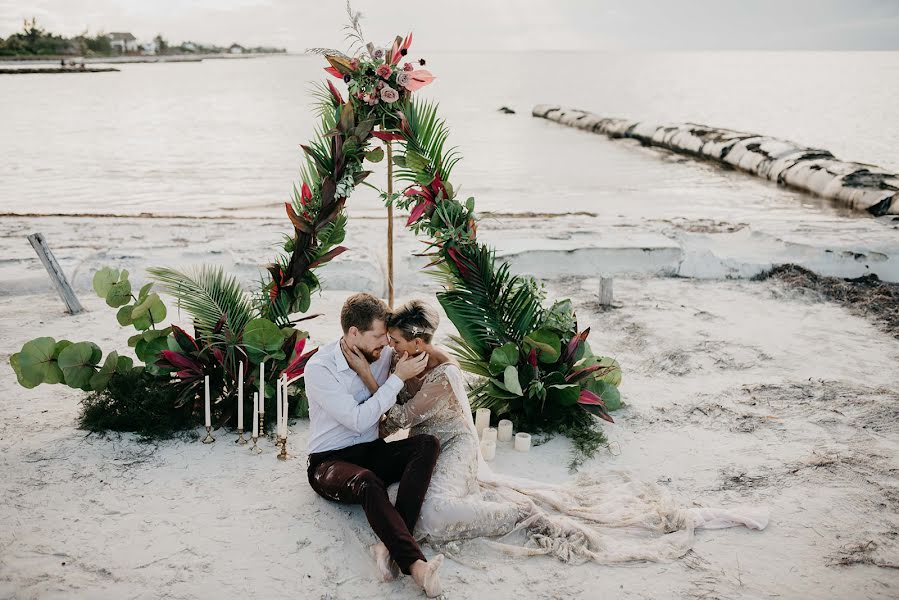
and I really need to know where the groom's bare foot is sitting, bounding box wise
[410,554,444,597]
[370,542,399,582]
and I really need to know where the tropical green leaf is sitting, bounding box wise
[92,267,119,298]
[503,365,524,396]
[524,328,561,363]
[148,265,256,337]
[57,342,101,389]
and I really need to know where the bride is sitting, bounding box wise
[343,299,768,569]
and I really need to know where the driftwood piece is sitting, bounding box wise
[26,233,83,315]
[599,277,614,306]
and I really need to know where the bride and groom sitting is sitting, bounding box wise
[304,293,769,597]
[304,292,518,596]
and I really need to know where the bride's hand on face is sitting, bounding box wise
[394,351,429,381]
[340,339,370,376]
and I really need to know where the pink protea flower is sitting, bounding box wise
[380,86,399,103]
[403,62,414,72]
[376,64,392,78]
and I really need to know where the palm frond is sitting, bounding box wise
[147,266,258,337]
[436,244,543,360]
[397,97,463,183]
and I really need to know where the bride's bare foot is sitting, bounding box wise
[410,554,444,597]
[370,542,399,582]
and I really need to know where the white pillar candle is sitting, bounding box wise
[237,362,244,429]
[252,392,259,438]
[480,439,496,461]
[514,432,531,452]
[204,375,211,428]
[475,408,490,436]
[276,374,283,437]
[498,419,513,442]
[482,427,497,443]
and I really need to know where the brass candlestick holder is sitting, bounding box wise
[258,411,265,437]
[235,428,247,445]
[277,435,290,460]
[250,434,262,454]
[201,425,215,444]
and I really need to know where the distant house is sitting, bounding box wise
[141,40,157,55]
[229,43,245,54]
[108,32,138,53]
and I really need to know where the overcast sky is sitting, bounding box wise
[1,0,897,51]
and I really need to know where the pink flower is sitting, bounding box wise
[403,62,414,72]
[376,80,385,90]
[380,86,399,103]
[396,72,410,87]
[376,64,392,78]
[367,96,379,106]
[349,58,359,70]
[401,69,435,92]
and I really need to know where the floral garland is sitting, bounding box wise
[267,23,623,440]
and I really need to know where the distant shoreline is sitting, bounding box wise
[0,67,119,75]
[0,52,285,65]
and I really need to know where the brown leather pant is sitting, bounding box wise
[307,435,441,574]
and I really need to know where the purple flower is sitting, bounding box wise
[380,86,399,103]
[372,48,385,60]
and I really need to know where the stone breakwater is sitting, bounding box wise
[533,104,899,217]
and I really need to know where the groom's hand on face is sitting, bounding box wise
[395,351,429,381]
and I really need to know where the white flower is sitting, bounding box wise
[380,86,399,103]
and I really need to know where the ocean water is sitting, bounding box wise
[1,51,897,220]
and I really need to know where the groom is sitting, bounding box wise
[304,292,444,596]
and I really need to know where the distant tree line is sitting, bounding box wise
[0,18,286,56]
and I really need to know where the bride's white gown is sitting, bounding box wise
[384,362,768,564]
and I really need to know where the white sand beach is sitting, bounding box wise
[2,225,898,598]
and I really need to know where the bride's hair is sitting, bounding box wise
[386,299,440,343]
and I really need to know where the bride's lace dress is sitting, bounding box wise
[383,362,520,542]
[385,361,768,564]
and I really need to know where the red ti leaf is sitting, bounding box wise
[308,246,348,269]
[286,202,313,234]
[405,200,431,226]
[563,327,591,363]
[326,80,344,105]
[578,388,614,423]
[324,66,343,78]
[371,131,404,142]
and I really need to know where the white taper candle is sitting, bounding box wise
[237,362,244,429]
[252,392,259,438]
[204,375,211,428]
[276,374,282,437]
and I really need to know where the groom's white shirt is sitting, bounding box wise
[304,338,404,454]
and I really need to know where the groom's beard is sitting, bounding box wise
[358,346,383,363]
